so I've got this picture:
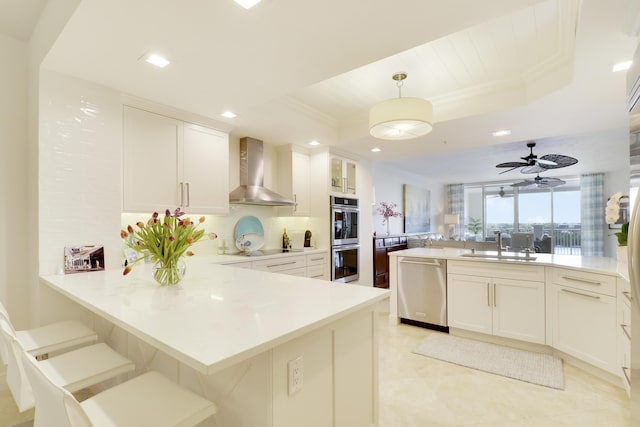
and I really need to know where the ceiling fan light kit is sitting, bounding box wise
[369,72,433,140]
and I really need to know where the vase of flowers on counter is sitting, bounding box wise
[605,192,629,266]
[376,202,403,236]
[121,208,217,286]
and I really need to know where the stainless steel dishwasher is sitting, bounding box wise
[397,257,448,332]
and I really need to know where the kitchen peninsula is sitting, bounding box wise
[40,260,389,427]
[388,247,629,393]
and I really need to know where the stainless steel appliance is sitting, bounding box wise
[332,244,359,283]
[397,257,448,332]
[331,196,359,246]
[330,196,359,283]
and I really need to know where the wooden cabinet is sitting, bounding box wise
[277,146,310,216]
[549,268,618,374]
[123,106,229,214]
[373,236,407,288]
[448,261,545,344]
[330,156,356,195]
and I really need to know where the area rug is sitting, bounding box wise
[412,333,564,390]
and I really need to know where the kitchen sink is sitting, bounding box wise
[460,251,537,261]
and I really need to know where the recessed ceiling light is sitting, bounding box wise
[492,129,511,137]
[145,54,170,68]
[612,60,632,72]
[221,111,237,118]
[371,148,381,152]
[234,0,262,9]
[308,140,320,146]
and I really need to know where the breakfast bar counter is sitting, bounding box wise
[40,261,389,427]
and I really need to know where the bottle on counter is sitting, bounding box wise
[282,228,290,251]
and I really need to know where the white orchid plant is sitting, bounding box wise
[605,192,628,246]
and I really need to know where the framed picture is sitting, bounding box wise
[64,245,105,274]
[608,195,629,229]
[403,184,430,233]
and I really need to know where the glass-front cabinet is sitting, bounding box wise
[331,156,357,195]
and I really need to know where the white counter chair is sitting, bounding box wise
[0,318,135,420]
[0,301,97,362]
[20,348,218,427]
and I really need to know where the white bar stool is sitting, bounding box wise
[0,318,135,421]
[21,347,218,427]
[0,301,98,361]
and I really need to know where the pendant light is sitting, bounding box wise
[369,72,433,140]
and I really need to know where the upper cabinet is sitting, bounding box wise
[123,106,229,214]
[330,155,356,195]
[277,145,310,216]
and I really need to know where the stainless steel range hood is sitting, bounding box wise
[229,137,297,206]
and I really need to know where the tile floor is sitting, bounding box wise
[1,313,632,427]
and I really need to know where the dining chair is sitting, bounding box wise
[0,318,135,420]
[20,345,218,427]
[0,300,98,363]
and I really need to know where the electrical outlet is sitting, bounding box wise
[288,356,303,395]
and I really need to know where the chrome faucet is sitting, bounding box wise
[495,231,503,256]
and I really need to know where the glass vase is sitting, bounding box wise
[152,259,186,286]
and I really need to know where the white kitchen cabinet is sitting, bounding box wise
[306,252,328,279]
[618,277,631,395]
[277,146,310,216]
[549,267,618,374]
[330,155,356,195]
[123,106,229,214]
[252,255,307,274]
[447,261,545,344]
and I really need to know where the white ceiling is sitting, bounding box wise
[3,0,640,184]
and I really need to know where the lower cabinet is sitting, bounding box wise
[447,261,545,345]
[226,252,329,279]
[618,277,631,395]
[549,268,618,374]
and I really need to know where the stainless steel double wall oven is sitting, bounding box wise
[330,196,359,283]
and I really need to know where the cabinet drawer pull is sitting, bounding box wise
[561,288,600,300]
[399,260,441,267]
[621,323,631,341]
[310,257,324,262]
[561,275,601,286]
[622,366,631,386]
[180,182,184,207]
[622,290,632,302]
[267,261,298,268]
[186,182,190,207]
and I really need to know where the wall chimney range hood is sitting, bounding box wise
[229,137,297,206]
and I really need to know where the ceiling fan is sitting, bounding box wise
[511,174,566,188]
[496,141,578,174]
[488,186,514,198]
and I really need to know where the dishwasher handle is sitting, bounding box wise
[398,258,442,267]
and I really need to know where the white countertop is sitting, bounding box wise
[388,247,627,279]
[40,256,388,375]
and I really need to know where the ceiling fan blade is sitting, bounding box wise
[496,161,528,168]
[511,180,535,187]
[537,177,566,187]
[538,154,578,169]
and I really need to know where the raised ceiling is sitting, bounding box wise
[2,0,639,183]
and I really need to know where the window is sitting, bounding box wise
[463,178,581,254]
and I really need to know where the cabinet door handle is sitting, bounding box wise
[493,283,497,307]
[180,182,184,207]
[293,194,297,212]
[343,177,347,193]
[621,323,631,341]
[622,366,631,386]
[561,275,601,286]
[186,182,190,207]
[561,288,600,300]
[487,283,491,307]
